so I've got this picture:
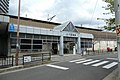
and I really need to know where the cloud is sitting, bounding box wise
[41,0,109,28]
[9,0,31,17]
[9,0,110,28]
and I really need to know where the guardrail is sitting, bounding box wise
[23,52,51,65]
[0,56,14,69]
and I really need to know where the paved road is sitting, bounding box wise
[0,54,118,80]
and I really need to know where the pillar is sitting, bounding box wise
[77,35,81,54]
[59,36,64,56]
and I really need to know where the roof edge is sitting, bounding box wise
[0,13,61,25]
[75,26,102,31]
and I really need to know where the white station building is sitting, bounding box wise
[0,14,94,56]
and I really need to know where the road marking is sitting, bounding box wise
[76,59,93,64]
[107,58,118,61]
[69,58,86,63]
[102,62,118,69]
[83,60,101,65]
[92,61,109,67]
[46,64,69,70]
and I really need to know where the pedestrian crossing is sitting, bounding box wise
[76,59,93,64]
[83,60,100,65]
[69,58,118,69]
[92,61,109,67]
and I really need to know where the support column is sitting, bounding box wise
[59,36,64,56]
[118,41,120,62]
[114,0,120,79]
[77,35,81,54]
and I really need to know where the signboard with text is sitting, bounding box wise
[8,23,15,32]
[116,27,120,35]
[23,56,32,63]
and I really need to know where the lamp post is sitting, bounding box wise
[15,0,21,66]
[114,0,120,79]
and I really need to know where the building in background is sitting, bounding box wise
[0,0,9,14]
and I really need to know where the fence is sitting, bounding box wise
[23,52,51,65]
[0,56,14,69]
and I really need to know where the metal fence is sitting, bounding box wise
[0,56,14,69]
[23,52,51,65]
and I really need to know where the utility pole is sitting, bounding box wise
[114,0,120,80]
[15,0,21,66]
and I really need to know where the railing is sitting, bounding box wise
[0,56,14,69]
[23,52,51,65]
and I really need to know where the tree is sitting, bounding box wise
[103,0,114,14]
[102,0,116,31]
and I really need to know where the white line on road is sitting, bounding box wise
[92,61,109,67]
[107,58,118,61]
[102,62,118,69]
[76,59,93,64]
[83,60,101,65]
[69,58,86,63]
[46,64,69,70]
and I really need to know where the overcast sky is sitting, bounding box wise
[9,0,112,29]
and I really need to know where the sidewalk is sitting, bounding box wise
[0,53,118,80]
[0,54,82,73]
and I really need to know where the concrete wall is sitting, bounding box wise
[94,41,117,51]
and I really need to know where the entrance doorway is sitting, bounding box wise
[64,41,75,54]
[52,43,58,55]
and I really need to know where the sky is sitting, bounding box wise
[9,0,113,29]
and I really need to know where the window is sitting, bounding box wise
[21,39,31,44]
[41,35,47,39]
[19,33,25,38]
[33,45,42,49]
[33,40,42,44]
[34,35,39,39]
[10,38,16,44]
[20,45,31,49]
[26,34,33,38]
[10,33,17,37]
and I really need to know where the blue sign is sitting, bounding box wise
[9,23,15,32]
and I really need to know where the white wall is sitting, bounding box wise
[94,41,117,51]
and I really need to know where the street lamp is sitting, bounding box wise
[15,0,21,66]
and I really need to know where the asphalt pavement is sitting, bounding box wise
[0,53,118,80]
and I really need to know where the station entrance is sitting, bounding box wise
[64,37,77,54]
[52,43,58,55]
[51,37,77,55]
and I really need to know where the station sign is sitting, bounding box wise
[9,23,15,32]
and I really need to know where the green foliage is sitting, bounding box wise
[103,0,114,14]
[102,0,116,31]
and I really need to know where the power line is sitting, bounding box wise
[89,0,99,26]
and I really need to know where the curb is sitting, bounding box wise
[0,60,52,74]
[0,65,23,73]
[103,68,118,80]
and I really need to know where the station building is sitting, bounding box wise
[0,14,94,56]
